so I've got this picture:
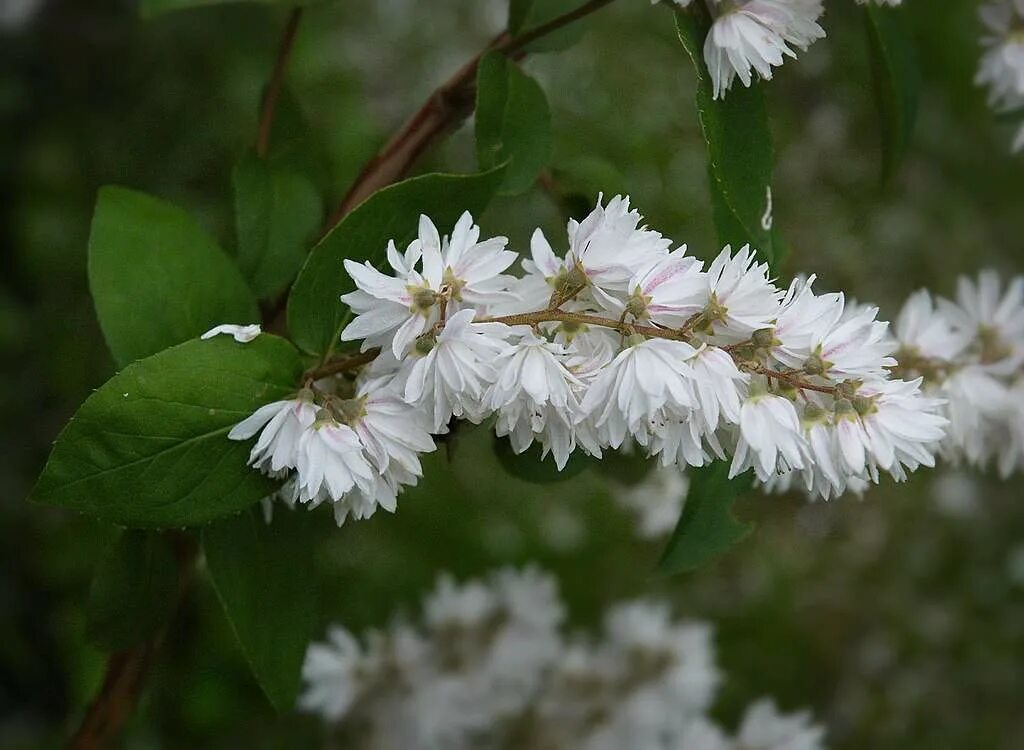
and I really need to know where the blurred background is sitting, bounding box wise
[2,0,1023,747]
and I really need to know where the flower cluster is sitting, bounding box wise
[977,0,1024,151]
[300,567,827,750]
[890,271,1024,477]
[227,194,951,523]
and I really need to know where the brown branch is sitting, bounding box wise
[66,642,158,750]
[479,308,699,343]
[319,0,621,238]
[256,8,304,159]
[67,534,197,750]
[305,349,381,381]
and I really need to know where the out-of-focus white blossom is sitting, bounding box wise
[301,567,827,749]
[891,271,1024,477]
[977,1,1024,151]
[736,698,827,750]
[611,465,689,537]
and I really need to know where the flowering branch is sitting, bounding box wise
[320,0,621,237]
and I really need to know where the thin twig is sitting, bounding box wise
[256,8,304,159]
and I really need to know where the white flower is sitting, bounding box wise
[294,418,377,505]
[736,698,827,750]
[341,212,515,358]
[977,2,1024,105]
[939,270,1024,371]
[807,300,897,380]
[299,626,367,721]
[623,245,707,328]
[892,289,968,363]
[200,322,261,343]
[424,574,497,631]
[525,195,670,312]
[704,245,784,342]
[938,366,1010,465]
[838,378,947,482]
[580,337,698,448]
[730,377,807,480]
[438,210,519,312]
[688,344,748,432]
[228,396,317,474]
[770,275,844,368]
[340,218,442,358]
[400,308,511,432]
[611,465,689,538]
[855,0,901,5]
[704,0,826,100]
[486,331,594,469]
[978,3,1024,149]
[351,378,436,480]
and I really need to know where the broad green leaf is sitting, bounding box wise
[31,335,303,528]
[139,0,294,19]
[88,186,259,367]
[476,53,553,196]
[657,463,753,575]
[287,167,506,358]
[233,151,323,299]
[86,531,180,651]
[204,506,319,710]
[865,5,920,183]
[676,9,775,267]
[493,435,594,483]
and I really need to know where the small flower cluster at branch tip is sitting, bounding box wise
[300,567,827,750]
[225,193,952,523]
[977,0,1024,152]
[703,0,826,100]
[890,271,1024,477]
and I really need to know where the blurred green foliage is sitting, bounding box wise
[2,0,1023,748]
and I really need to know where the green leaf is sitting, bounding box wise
[865,5,920,183]
[676,9,775,267]
[203,506,319,710]
[287,167,506,358]
[86,531,180,651]
[476,53,553,195]
[657,463,753,575]
[493,435,595,483]
[88,186,259,368]
[139,0,294,19]
[31,335,304,528]
[233,150,323,299]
